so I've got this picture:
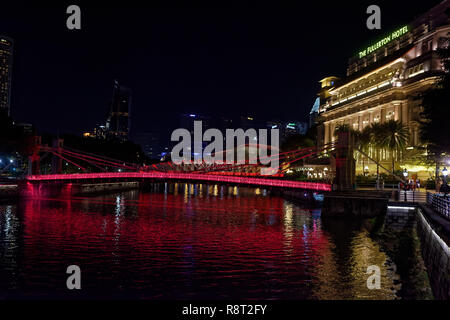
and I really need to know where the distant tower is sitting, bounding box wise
[309,97,320,127]
[107,80,131,141]
[0,36,13,117]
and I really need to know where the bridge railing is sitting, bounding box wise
[427,192,450,220]
[26,172,332,191]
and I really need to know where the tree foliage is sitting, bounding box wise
[334,120,409,173]
[420,43,450,161]
[280,133,314,152]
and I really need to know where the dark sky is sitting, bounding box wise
[0,0,441,139]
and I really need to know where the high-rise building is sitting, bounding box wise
[179,113,212,134]
[106,80,131,141]
[239,116,258,130]
[309,97,320,127]
[177,113,213,160]
[0,36,13,116]
[133,131,161,159]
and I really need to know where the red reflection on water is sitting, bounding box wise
[17,188,330,298]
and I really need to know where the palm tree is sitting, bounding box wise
[333,124,351,136]
[355,126,372,173]
[368,122,385,187]
[378,120,410,173]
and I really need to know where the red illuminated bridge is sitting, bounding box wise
[27,172,332,191]
[24,142,335,192]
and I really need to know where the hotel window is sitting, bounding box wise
[422,40,432,53]
[408,63,424,77]
[386,111,394,120]
[438,37,449,49]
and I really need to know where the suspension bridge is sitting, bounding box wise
[23,139,341,192]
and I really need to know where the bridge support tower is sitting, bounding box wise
[28,135,41,176]
[333,131,356,191]
[51,138,64,174]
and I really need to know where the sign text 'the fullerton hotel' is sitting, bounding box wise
[358,25,409,59]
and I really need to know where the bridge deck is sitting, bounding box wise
[26,172,331,191]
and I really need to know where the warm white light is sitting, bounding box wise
[403,169,408,177]
[443,167,448,177]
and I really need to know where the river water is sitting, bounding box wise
[0,183,398,299]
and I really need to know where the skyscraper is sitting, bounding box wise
[133,131,161,159]
[0,36,13,116]
[309,97,320,127]
[106,80,131,141]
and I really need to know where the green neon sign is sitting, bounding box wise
[358,25,409,59]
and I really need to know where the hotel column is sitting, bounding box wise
[401,103,408,125]
[358,114,362,130]
[380,107,386,123]
[394,103,400,121]
[324,122,329,145]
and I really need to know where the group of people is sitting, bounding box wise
[399,179,421,191]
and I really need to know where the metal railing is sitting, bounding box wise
[427,192,450,220]
[396,189,427,203]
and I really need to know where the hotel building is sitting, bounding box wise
[315,0,450,178]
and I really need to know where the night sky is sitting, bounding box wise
[0,0,440,139]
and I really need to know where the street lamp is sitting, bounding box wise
[441,167,449,197]
[443,167,448,182]
[402,168,408,201]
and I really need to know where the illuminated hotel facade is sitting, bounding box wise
[316,0,450,178]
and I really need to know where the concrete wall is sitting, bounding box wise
[385,207,416,231]
[416,208,450,300]
[0,184,19,199]
[321,191,390,218]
